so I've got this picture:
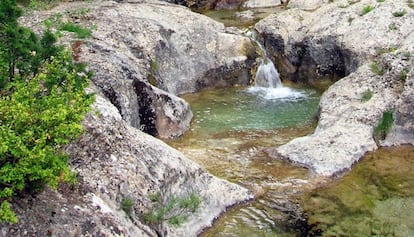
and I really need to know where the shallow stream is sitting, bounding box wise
[167,6,414,237]
[167,85,324,236]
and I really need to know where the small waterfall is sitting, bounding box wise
[246,30,282,88]
[255,58,282,88]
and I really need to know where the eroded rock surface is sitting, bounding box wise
[262,0,414,176]
[255,0,414,84]
[22,0,255,138]
[1,95,252,236]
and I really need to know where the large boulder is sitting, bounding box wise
[0,95,253,236]
[22,0,255,138]
[262,0,414,176]
[255,0,414,84]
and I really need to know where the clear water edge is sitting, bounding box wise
[165,85,324,236]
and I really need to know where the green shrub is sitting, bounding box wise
[377,0,385,2]
[374,111,394,140]
[0,0,93,223]
[392,9,407,17]
[370,62,385,76]
[360,5,374,16]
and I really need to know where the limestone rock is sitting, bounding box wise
[255,0,414,83]
[271,54,411,176]
[384,56,414,146]
[287,0,329,11]
[22,0,256,138]
[256,0,414,175]
[0,95,252,236]
[243,0,282,8]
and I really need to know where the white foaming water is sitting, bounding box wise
[254,59,282,88]
[246,29,308,101]
[247,86,307,101]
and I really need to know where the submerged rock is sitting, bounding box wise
[300,146,414,236]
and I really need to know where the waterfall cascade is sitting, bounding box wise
[246,30,282,88]
[245,29,307,101]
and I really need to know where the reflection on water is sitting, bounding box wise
[166,86,322,236]
[301,145,414,236]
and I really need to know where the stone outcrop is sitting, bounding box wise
[7,0,257,235]
[262,0,414,176]
[22,0,255,138]
[161,0,283,9]
[255,0,414,84]
[287,0,329,11]
[0,95,252,236]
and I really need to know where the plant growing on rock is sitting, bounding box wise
[393,9,407,17]
[143,191,201,236]
[370,61,385,76]
[374,110,394,140]
[361,89,373,102]
[360,5,374,16]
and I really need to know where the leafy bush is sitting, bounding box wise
[0,0,93,222]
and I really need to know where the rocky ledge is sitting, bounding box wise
[261,0,414,176]
[1,94,252,236]
[3,0,257,236]
[22,0,256,138]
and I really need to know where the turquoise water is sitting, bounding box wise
[167,85,322,236]
[184,86,320,135]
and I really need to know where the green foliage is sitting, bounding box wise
[377,0,385,2]
[120,198,134,215]
[0,0,93,223]
[392,9,407,17]
[0,201,17,223]
[370,62,385,76]
[361,89,373,102]
[400,67,410,82]
[374,110,394,140]
[143,192,201,230]
[58,22,92,39]
[360,5,374,16]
